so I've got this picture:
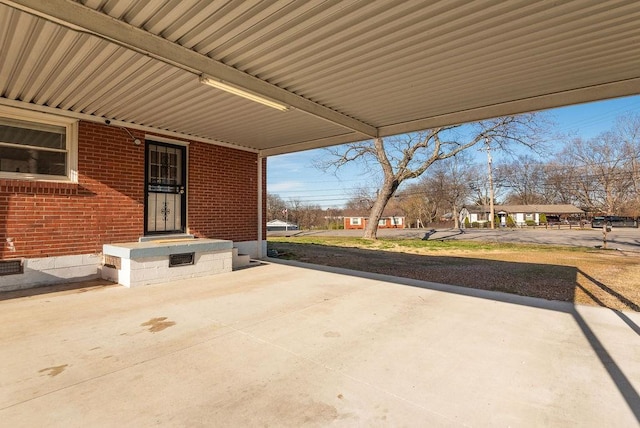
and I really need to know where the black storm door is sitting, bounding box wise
[144,141,186,235]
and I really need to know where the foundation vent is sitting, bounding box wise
[104,255,121,269]
[169,253,194,267]
[0,259,23,276]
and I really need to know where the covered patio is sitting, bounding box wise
[1,261,638,426]
[1,3,640,425]
[1,1,639,277]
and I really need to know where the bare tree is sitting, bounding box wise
[616,113,640,216]
[344,187,376,211]
[558,133,634,215]
[468,162,504,206]
[286,198,304,227]
[542,162,578,205]
[419,154,474,228]
[394,185,439,227]
[497,155,548,205]
[267,193,287,220]
[297,203,323,230]
[323,207,343,230]
[319,114,546,239]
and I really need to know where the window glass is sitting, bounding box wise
[0,115,69,179]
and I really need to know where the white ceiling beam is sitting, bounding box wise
[260,132,370,157]
[3,0,378,139]
[262,78,640,156]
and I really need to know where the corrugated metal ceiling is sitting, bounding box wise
[1,0,639,155]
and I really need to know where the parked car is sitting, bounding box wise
[591,216,638,228]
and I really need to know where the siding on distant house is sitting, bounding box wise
[462,204,583,226]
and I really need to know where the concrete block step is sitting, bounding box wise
[232,247,252,270]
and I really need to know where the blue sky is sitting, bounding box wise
[267,95,640,209]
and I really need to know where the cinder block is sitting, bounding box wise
[83,253,102,265]
[53,255,85,269]
[100,242,233,287]
[101,265,118,283]
[25,257,57,270]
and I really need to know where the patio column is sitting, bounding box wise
[257,154,263,258]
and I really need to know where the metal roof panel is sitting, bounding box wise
[1,0,639,155]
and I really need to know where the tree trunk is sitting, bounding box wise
[453,204,459,229]
[363,180,398,239]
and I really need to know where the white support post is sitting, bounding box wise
[257,155,263,258]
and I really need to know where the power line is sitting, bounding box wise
[555,98,640,134]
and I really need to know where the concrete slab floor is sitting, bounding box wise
[0,260,639,427]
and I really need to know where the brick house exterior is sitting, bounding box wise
[0,114,265,291]
[343,210,405,230]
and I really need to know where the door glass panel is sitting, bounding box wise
[147,192,182,232]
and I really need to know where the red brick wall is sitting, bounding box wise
[343,217,365,230]
[0,121,144,259]
[343,217,406,230]
[187,141,262,241]
[0,120,263,259]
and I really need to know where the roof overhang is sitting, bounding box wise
[2,1,639,156]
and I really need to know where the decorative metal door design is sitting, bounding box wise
[145,141,186,234]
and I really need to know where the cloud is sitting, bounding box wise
[268,180,305,192]
[267,153,308,173]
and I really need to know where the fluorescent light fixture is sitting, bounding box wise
[199,75,289,111]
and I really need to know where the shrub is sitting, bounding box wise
[506,215,516,228]
[525,220,536,226]
[464,217,471,228]
[472,221,479,228]
[539,213,547,224]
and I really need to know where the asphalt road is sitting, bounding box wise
[269,226,640,252]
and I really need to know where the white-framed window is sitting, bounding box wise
[350,217,361,225]
[0,106,78,182]
[378,218,387,226]
[391,217,403,225]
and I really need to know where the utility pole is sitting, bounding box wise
[283,208,288,231]
[484,137,496,229]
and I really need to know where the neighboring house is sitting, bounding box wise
[343,210,406,230]
[266,220,299,231]
[463,204,584,226]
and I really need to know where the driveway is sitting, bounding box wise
[270,227,640,252]
[1,262,639,427]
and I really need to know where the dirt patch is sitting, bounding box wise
[268,240,640,312]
